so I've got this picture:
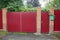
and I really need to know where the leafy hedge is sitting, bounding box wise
[8,7,37,12]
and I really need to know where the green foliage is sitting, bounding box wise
[27,2,32,8]
[41,9,49,12]
[0,0,37,12]
[0,0,15,8]
[9,8,36,12]
[53,0,60,10]
[42,1,53,11]
[43,0,60,10]
[7,0,24,11]
[24,8,37,12]
[0,0,24,11]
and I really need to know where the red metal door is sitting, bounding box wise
[22,12,36,32]
[0,11,2,29]
[54,10,60,31]
[7,12,20,32]
[41,12,49,33]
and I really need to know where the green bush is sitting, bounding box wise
[8,8,37,12]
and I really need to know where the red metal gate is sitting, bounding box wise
[0,11,2,29]
[7,12,20,32]
[22,12,36,32]
[41,12,49,33]
[7,12,36,32]
[54,10,60,31]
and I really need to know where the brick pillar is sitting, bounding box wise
[49,6,54,34]
[2,8,7,31]
[34,7,41,35]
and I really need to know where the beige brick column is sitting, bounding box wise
[2,8,7,31]
[49,6,54,34]
[34,7,41,35]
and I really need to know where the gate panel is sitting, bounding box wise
[7,12,20,32]
[0,11,2,29]
[54,10,60,31]
[41,12,49,33]
[22,12,36,32]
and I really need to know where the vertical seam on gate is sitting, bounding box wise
[20,12,22,32]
